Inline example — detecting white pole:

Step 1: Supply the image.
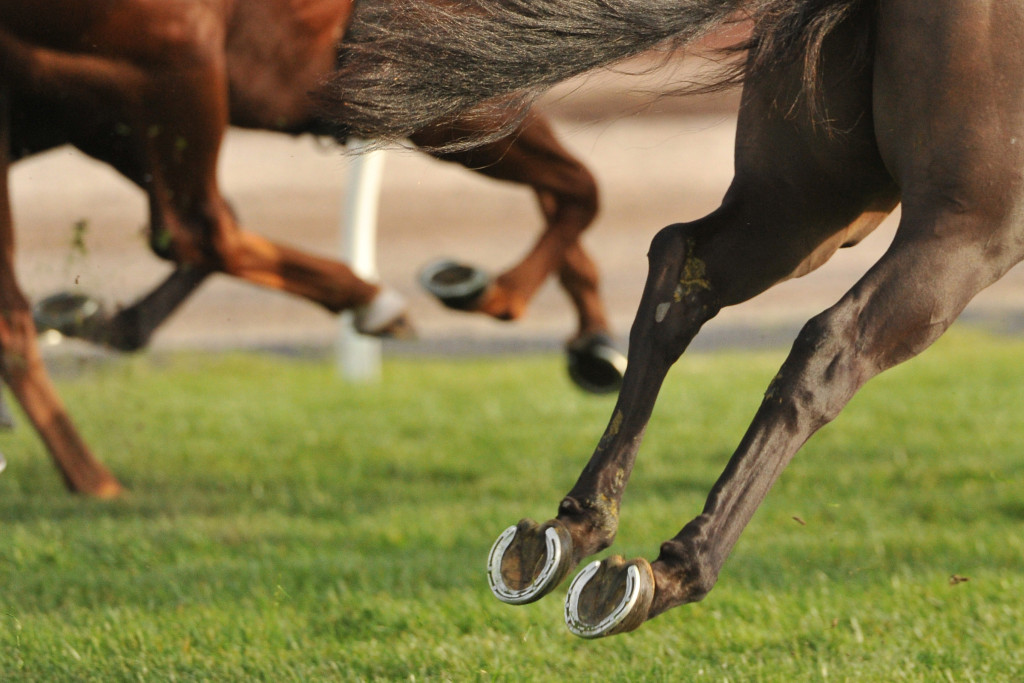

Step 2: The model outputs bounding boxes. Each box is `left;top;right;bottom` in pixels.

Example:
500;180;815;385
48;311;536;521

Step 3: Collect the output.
337;139;386;381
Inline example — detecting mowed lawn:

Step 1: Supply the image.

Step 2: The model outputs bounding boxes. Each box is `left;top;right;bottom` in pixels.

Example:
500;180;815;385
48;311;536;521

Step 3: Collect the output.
1;328;1022;680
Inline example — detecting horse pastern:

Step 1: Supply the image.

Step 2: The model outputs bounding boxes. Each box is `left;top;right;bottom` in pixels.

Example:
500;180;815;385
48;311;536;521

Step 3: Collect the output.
648;543;717;613
556;495;618;559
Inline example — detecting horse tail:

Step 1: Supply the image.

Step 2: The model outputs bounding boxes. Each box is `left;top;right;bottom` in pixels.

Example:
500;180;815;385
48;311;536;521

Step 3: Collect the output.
320;0;870;149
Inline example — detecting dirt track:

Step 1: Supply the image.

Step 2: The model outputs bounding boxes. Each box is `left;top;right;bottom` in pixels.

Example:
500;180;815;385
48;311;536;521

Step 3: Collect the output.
10;65;1024;361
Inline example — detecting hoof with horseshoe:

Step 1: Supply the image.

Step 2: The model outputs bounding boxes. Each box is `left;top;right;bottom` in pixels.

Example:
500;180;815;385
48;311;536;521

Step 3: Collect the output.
566;332;627;395
32;291;108;340
487;518;576;605
419;259;490;311
564;555;655;638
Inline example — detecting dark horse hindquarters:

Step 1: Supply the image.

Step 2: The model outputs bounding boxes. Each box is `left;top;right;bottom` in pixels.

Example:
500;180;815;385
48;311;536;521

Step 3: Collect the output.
334;0;1024;638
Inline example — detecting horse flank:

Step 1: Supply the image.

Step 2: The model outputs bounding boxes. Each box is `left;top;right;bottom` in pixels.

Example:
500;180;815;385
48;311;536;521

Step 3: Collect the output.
320;0;870;149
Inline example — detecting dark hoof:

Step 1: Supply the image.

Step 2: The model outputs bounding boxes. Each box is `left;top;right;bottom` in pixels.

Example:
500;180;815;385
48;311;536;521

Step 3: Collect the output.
488;518;576;605
564;556;655;638
419;259;491;311
33;291;107;339
567;333;627;394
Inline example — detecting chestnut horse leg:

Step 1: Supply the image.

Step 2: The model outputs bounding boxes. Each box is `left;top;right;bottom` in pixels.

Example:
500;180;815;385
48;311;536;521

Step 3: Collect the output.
487;16;901;613
411;112;624;392
0;4;408;490
0;90;122;496
128;23;410;337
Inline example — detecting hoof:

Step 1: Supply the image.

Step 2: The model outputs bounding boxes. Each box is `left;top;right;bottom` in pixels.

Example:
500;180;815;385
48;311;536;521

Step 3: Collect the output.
566;333;627;395
354;288;415;339
33;291;107;339
488;519;575;605
419;259;490;311
89;479;125;500
564;556;655;638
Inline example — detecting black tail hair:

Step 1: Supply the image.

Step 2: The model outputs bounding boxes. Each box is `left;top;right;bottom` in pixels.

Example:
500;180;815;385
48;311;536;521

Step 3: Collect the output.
319;0;869;149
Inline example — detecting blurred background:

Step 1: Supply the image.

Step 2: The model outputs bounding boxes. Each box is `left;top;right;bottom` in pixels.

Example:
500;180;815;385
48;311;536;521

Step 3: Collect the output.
11;58;1024;363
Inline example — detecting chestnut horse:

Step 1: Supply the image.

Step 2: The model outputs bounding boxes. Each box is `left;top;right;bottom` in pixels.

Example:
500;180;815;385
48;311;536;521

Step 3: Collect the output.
0;0;626;496
331;0;1024;636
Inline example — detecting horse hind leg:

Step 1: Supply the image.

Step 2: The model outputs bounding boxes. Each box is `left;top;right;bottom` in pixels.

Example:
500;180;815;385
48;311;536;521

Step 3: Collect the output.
567;1;1024;636
489;14;899;621
487;185;898;612
412;113;625;392
621;194;1021;633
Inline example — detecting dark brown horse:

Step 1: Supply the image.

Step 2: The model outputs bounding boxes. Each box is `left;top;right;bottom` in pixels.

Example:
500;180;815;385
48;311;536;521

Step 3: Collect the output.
0;0;627;496
331;0;1024;636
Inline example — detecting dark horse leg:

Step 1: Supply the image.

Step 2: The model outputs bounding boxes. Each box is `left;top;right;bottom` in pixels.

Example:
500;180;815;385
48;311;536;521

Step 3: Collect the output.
90;265;211;351
34;265;211;352
411;112;625;393
489;16;902;621
497;2;1024;637
0;89;122;496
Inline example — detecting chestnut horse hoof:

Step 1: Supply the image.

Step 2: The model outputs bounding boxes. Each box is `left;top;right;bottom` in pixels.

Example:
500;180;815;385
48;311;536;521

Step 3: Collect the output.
33;291;107;339
564;556;655;638
354;287;415;339
419;259;490;311
487;519;575;605
566;333;627;394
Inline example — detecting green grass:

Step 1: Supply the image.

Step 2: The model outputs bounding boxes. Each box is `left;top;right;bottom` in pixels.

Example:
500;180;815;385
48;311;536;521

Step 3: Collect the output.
1;328;1022;681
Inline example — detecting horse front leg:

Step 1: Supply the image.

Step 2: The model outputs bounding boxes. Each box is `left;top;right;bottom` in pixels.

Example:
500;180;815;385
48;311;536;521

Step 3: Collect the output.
98;265;211;351
0;90;122;497
131;36;411;339
34;265;211;351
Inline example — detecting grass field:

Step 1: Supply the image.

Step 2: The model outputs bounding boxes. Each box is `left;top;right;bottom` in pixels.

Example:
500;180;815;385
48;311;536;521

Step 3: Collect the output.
1;328;1022;681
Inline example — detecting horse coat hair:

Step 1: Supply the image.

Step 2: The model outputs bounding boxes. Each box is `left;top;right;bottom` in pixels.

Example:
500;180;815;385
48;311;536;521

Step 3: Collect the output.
323;0;871;147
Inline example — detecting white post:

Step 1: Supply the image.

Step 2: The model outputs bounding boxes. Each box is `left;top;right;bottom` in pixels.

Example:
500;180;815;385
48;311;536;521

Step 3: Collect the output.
337;139;387;381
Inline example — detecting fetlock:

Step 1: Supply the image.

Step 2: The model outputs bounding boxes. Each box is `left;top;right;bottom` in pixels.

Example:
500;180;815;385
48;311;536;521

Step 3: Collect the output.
557;495;618;560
